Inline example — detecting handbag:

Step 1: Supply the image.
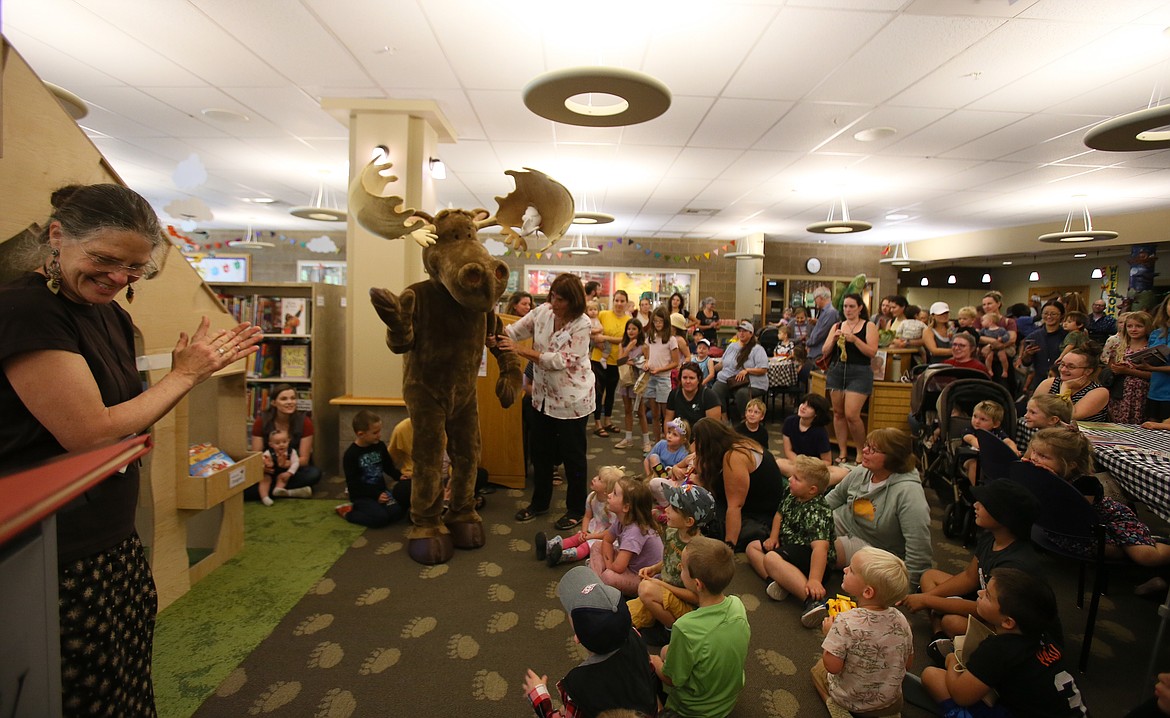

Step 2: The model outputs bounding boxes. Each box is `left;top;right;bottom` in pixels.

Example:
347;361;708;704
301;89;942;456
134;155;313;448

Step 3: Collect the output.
725;372;750;391
632;369;650;396
814;353;832;372
618;362;636;387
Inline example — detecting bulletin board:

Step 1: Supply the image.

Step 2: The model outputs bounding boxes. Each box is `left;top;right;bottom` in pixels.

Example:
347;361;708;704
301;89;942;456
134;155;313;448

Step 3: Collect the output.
185;254;250;283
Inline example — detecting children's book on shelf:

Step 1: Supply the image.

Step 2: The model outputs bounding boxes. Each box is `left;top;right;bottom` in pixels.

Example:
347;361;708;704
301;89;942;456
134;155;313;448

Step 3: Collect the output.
281;344;310;378
256;297;281;333
280;297;309;335
252;342;280;378
189;443;236;477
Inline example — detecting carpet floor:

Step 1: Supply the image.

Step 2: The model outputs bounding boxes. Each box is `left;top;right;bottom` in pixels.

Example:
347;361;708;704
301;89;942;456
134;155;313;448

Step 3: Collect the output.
164;409;1166;718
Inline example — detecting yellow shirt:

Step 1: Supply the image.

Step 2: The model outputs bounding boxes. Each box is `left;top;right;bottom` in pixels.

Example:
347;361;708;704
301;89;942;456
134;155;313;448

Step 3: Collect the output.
593;310;630;364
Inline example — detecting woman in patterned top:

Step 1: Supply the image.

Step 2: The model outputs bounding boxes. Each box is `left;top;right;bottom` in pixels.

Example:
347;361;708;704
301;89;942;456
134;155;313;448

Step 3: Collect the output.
1032;344;1109;423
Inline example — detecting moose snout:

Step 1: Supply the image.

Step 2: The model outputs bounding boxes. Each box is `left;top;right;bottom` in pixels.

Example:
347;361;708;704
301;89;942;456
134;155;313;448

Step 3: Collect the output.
458;264;485;288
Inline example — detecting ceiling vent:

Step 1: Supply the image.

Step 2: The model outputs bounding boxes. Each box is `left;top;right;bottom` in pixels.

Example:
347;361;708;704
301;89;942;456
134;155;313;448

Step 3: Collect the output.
680;207;720;216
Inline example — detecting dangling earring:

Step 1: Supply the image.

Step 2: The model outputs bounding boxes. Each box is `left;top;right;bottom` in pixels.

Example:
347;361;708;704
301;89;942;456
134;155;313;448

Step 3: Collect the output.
46;248;62;295
125;283;136;304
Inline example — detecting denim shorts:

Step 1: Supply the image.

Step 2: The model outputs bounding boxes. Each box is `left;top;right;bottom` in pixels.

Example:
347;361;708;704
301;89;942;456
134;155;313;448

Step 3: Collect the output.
646;373;672;403
825;360;873;395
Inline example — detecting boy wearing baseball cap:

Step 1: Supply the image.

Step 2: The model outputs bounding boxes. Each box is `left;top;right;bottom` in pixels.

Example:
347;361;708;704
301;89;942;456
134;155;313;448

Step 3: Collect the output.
524;566;659;718
628;484;715;641
901;480;1044;656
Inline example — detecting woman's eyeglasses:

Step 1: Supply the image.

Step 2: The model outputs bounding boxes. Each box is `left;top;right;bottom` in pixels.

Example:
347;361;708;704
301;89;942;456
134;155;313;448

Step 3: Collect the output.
80;247;153;278
1056;361;1088;371
861;443;882;454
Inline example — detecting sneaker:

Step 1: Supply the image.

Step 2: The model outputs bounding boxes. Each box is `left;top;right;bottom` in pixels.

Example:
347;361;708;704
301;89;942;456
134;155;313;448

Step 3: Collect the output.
261;496;275;507
642;442;653;454
334;503;352;518
547;542;563;567
765;581;789;602
271;487;290;497
614;438;634;449
800;598;829;628
926;638;955;667
286;486;313;499
535;531;548;561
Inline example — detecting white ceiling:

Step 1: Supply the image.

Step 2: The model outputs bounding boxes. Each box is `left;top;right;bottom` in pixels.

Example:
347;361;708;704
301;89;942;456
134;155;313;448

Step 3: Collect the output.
5;0;1170;251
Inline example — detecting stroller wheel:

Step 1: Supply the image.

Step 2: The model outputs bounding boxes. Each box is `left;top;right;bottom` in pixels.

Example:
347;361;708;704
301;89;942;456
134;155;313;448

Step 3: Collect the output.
942;503;962;539
960;508;978;546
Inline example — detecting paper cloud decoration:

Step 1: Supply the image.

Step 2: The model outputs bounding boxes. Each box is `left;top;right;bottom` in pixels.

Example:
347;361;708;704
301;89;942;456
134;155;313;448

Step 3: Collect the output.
482;237;508;257
306;235;339;254
164;197;214;222
172;153;208;190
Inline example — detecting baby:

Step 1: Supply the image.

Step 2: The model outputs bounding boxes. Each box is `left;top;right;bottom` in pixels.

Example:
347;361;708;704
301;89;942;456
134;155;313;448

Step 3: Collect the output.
979;312;1011;378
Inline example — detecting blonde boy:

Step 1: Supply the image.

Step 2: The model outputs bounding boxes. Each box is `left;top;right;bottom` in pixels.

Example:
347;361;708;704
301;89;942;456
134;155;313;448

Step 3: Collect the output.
960;400;1018;484
745;456;835;619
812;547;913;717
734;397;769;450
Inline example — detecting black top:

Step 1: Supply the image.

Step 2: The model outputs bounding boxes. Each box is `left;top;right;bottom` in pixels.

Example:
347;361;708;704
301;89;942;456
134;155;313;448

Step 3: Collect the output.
782;415;831;459
714;448;786;529
1024;325;1068;393
666;386;720;427
966;632;1088;718
342;441;401;501
734;422;769;451
0;272;143;561
973;531;1044;591
560;629;660;717
839;321;871;365
696;308;720;343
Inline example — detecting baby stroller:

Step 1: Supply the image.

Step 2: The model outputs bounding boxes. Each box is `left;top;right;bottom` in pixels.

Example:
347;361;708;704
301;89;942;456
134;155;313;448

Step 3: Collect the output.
934;377;1017;545
909;364;989;495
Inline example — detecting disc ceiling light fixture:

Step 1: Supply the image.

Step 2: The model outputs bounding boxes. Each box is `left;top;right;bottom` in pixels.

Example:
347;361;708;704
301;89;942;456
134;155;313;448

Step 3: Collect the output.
571;189;615;226
563;231;600;256
228;225;274;249
523;67;671;127
1037;202;1117;244
725;232;765;260
806;197;871;234
290;179;347;222
878;240;921;267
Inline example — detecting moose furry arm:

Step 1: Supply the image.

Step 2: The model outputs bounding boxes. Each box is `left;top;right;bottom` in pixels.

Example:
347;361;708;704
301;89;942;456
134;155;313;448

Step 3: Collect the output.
488;312;522;409
369;287;416;353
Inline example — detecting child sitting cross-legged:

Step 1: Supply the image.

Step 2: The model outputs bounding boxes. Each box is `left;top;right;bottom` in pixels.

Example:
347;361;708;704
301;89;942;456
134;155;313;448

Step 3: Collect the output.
645;418;691;480
650;536;750;718
588;476;665;597
901;480;1042;650
812;546;914;718
919;567;1088;717
734;398;769;451
536;466;620;567
959;400;1019;485
627;484;715;645
335;410;406;527
745;456;836;624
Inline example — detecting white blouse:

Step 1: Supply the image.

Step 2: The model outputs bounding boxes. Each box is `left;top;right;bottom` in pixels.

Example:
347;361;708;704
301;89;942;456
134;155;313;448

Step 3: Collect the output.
506;303;596;420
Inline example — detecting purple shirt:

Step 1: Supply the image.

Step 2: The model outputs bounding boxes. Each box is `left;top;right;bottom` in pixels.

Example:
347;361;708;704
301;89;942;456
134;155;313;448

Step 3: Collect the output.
615;520;664;574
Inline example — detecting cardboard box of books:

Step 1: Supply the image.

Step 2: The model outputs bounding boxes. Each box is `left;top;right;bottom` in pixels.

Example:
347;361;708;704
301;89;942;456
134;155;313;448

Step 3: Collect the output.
178;443;262;510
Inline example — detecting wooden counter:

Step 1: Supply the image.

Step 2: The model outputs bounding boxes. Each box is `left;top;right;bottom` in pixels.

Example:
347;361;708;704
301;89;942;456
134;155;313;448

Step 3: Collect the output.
809;371;911;444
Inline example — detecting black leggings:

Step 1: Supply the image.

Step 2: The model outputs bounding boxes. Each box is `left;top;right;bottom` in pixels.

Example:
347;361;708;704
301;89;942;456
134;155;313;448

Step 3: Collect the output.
593;361;619;421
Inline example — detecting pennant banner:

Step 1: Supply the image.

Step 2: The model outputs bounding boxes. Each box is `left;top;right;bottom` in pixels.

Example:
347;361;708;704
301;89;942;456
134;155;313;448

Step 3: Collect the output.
504;238;738;263
168;225;342;254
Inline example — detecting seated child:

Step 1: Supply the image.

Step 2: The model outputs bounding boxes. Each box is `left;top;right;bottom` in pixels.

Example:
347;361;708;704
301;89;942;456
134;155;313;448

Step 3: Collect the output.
733;398;769;450
336;410;406;527
388;416;489;510
628;484;715;639
745;456;836;621
260;428;300;506
920;567;1088;718
524;566;660;718
536;466;620;567
979;312;1012;378
1019;393;1073;453
960;400;1019;485
1027;426;1170;566
902;480;1042;644
694;338;713;385
774;324;795;359
649;536;750;718
811;547;914;717
646;418;692;480
782;393;833;465
1057;311;1090;363
589;476;665;597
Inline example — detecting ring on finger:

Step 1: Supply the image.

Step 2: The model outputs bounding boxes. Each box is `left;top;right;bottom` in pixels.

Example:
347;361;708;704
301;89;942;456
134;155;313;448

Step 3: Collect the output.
217;347;227;356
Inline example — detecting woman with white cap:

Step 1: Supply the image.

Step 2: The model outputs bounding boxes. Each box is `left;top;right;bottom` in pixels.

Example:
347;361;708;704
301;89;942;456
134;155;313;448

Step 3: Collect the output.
922;302;955;360
710;320;769;422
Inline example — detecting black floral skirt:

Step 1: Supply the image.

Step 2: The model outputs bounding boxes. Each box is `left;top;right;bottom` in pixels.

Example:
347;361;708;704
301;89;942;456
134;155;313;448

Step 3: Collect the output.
58;532;158;717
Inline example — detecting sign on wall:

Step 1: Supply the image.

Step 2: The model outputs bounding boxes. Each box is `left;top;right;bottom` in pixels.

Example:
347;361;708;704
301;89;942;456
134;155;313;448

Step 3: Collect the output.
185;254;250;283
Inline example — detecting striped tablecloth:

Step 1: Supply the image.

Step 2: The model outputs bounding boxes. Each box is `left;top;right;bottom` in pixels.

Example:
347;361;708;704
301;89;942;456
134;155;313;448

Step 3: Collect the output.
1078;422;1170;523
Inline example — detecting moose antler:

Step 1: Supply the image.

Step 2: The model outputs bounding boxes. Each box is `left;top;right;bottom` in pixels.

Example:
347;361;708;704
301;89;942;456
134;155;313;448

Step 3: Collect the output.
348;157;438;247
478;168;574;253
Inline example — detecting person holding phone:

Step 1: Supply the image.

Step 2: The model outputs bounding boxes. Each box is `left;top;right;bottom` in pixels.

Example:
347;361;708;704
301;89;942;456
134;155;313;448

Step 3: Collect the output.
1018;301;1067;395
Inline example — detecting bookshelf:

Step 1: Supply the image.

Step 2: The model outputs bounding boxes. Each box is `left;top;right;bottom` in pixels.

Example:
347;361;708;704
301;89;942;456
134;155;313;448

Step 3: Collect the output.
210;282;346;475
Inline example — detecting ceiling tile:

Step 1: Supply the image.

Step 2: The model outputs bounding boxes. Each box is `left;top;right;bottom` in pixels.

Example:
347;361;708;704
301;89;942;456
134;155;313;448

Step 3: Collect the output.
690;98;792;149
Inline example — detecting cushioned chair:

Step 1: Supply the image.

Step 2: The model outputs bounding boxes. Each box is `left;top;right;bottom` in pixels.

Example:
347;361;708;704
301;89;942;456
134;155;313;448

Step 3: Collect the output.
1006;460;1123;672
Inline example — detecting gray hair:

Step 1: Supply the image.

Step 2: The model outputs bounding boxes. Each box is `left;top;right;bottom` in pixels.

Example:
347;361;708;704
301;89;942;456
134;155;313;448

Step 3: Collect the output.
812;286;832;301
701;296;716;309
33;184;167;277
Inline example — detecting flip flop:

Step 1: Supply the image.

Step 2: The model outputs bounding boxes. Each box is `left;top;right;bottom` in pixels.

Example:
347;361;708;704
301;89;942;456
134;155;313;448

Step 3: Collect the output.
603;423;619;434
593;427;610;438
554;514;582;531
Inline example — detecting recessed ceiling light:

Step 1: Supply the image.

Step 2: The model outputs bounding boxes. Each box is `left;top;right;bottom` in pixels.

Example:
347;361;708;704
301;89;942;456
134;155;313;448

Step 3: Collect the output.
853;126;897;142
201;108;250;122
1074;253;1087;258
885;213;909;221
1002;261;1013;265
242;197;276;204
900;267;910;272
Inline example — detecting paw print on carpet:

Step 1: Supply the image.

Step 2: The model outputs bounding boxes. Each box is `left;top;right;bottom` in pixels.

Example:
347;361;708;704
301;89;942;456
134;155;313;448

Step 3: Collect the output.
350;536;368;549
490;523;513;536
315;688;356;718
374;541;403;555
307;641;344;669
739;593;761;611
293;614;334;636
215;667;247;697
534;608;565;630
760;688;801;717
419;564;449;579
359;648;400;675
564;634;588;661
487;611;519;633
545;580;560;599
447;633;480;659
310;578;336;595
508;538;531;552
487;584;515;602
355;587;390;606
401;616;438;638
755;649;797;676
248;681;301;714
471;669;508;701
477;561;503;578
506;489;526;498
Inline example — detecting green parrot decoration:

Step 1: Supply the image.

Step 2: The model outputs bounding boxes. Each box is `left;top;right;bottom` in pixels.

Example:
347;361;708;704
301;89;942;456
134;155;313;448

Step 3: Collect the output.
832;273;868;313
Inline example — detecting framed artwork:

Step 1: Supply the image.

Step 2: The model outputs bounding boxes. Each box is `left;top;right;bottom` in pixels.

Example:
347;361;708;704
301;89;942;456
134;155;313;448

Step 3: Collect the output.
185;254;250;283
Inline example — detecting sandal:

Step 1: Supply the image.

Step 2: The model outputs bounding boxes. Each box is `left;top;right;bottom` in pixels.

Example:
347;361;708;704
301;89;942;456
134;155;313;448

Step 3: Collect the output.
593;426;610;438
603;423;619;434
554;514;583;531
833;455;850;466
515;507;548;523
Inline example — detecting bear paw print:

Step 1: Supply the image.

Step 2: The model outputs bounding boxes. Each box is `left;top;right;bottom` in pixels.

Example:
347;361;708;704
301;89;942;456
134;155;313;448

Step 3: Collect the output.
359;648;400;675
534;608;565;631
401;616;438;638
375;541;403;555
248;681;301;715
350;535;368;549
307;641;344;669
755;649;796;676
508;538;531;553
315;688;356;718
215;667;247;697
476;562;502;578
506;489;526;498
739;593;761;612
545;580;560;599
564;635;588;661
486;611;519;634
293;614;334;636
486;584;515;602
760;688;801;718
355;587;390;606
471;669;508;701
310;578;336;595
489;523;512;536
419;564;449;580
446;633;480;659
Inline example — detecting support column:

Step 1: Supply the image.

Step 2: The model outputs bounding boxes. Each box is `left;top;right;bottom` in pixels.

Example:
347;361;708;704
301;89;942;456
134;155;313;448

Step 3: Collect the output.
321;99;456;401
735;232;764;325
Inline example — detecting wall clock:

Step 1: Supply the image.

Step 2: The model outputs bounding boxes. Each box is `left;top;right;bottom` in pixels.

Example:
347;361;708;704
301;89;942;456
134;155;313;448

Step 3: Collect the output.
806;257;822;274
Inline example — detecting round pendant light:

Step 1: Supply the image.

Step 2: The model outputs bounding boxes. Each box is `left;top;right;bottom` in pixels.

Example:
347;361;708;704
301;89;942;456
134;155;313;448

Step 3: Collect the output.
524;67;671;128
806;197;871;234
572;212;615;225
1083;105;1170;152
1038;203;1117;244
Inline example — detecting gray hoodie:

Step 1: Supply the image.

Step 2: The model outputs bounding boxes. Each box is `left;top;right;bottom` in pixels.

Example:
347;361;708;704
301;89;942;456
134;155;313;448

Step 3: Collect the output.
825;466;933;583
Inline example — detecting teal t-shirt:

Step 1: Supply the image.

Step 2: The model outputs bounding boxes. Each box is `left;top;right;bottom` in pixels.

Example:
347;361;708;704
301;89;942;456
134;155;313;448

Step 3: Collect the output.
663;595;750;718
